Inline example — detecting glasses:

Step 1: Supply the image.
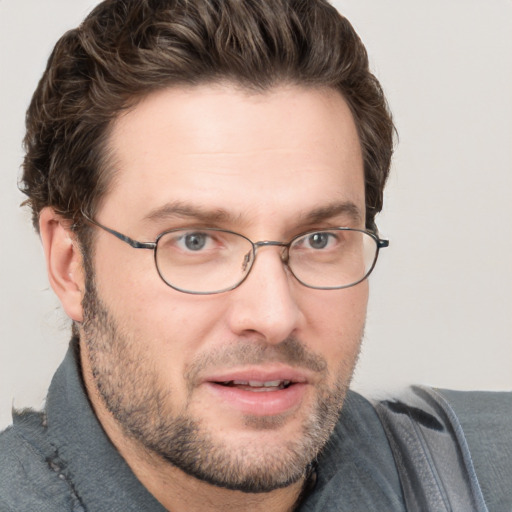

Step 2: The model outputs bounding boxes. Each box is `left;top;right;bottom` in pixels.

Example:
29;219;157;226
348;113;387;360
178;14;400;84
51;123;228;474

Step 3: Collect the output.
84;217;389;295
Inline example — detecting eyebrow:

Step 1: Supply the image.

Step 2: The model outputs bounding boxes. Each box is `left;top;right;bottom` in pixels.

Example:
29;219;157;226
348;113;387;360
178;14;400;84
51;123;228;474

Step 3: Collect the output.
299;201;363;225
144;201;240;225
143;200;363;227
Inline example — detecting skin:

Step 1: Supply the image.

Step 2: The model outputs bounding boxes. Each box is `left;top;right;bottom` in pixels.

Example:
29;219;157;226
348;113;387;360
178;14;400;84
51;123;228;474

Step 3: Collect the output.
40;83;368;512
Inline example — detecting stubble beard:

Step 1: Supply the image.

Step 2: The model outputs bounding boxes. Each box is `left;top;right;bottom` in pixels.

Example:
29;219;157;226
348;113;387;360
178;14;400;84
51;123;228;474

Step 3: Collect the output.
80;274;360;493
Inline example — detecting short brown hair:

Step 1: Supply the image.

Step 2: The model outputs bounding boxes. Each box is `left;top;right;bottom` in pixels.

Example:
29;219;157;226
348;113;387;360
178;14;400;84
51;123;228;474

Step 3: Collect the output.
21;0;394;233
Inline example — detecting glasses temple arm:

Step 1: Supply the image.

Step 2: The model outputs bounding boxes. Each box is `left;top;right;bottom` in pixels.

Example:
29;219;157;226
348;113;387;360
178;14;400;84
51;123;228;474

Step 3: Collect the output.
83;216;156;250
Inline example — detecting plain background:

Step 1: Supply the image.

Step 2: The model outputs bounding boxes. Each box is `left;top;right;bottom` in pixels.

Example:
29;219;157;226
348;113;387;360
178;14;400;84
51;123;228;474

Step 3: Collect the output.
1;0;511;430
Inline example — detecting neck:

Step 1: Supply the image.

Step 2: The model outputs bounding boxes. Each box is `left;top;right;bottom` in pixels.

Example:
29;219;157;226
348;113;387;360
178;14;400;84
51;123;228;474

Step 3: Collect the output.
118;440;306;512
97;408;305;512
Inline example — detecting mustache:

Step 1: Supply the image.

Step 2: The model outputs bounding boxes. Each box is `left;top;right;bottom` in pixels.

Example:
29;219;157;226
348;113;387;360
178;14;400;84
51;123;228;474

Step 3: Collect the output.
184;336;328;385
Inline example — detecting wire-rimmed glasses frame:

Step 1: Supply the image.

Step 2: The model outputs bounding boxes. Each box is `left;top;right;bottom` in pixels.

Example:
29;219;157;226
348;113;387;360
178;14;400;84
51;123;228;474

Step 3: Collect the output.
83;216;389;295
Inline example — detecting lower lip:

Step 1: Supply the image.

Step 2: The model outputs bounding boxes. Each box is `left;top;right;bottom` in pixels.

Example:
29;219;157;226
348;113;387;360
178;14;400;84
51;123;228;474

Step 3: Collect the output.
204;382;308;416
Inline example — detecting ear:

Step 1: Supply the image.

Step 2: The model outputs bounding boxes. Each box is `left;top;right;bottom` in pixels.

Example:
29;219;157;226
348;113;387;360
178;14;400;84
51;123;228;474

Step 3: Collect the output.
39;207;85;322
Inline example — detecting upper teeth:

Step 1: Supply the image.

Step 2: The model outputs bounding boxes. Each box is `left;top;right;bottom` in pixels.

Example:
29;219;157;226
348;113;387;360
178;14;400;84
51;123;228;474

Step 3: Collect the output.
229;380;291;387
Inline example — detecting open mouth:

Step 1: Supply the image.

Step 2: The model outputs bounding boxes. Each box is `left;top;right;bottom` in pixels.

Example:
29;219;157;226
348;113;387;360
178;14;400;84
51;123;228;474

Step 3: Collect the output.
205;376;308;415
217;380;293;392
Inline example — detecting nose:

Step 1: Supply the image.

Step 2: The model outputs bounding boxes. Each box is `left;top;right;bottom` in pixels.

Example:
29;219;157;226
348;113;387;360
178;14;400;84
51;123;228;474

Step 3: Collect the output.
225;245;302;344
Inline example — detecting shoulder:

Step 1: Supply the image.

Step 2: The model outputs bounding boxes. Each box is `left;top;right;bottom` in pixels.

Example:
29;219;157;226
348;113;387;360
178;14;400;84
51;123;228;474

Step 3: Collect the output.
436;388;512;511
0;409;83;511
375;386;512;512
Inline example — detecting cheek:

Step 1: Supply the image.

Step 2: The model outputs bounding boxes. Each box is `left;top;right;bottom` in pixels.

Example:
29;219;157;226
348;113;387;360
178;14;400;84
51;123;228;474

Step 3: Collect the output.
92;237;154;303
302;282;368;360
104;282;229;365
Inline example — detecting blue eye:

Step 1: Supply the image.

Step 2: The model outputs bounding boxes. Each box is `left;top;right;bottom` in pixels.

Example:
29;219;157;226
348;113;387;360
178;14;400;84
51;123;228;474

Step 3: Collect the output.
182;232;208;251
306;232;332;249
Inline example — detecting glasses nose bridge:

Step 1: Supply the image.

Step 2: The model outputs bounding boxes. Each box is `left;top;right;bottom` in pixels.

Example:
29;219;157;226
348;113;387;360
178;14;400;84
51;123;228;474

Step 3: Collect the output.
252;239;290;264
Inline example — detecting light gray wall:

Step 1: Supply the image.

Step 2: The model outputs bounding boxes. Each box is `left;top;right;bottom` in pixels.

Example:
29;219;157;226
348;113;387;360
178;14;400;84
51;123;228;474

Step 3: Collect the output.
1;0;511;429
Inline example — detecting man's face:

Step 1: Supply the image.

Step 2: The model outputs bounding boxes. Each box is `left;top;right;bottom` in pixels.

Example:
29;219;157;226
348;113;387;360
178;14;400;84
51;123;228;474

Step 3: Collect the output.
80;84;367;492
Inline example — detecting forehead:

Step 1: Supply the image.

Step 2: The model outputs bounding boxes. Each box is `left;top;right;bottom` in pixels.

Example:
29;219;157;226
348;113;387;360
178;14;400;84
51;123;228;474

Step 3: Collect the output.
102;83;364;231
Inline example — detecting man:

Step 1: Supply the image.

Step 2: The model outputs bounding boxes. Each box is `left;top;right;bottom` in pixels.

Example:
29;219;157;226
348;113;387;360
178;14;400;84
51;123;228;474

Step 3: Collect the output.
0;1;510;511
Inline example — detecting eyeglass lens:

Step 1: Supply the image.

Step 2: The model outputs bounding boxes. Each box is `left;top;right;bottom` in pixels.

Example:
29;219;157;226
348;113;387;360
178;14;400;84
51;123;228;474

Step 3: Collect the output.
154;228;379;294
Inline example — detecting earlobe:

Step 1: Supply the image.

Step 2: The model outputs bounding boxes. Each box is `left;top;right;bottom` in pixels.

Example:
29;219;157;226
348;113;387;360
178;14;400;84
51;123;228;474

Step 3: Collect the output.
39;207;85;322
